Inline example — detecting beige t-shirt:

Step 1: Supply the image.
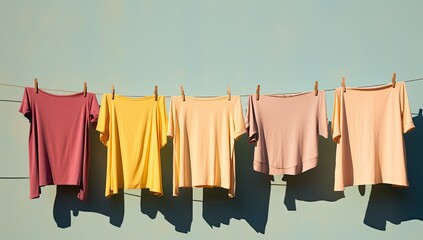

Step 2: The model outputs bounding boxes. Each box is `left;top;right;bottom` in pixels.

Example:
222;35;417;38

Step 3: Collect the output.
332;82;415;191
245;91;328;175
167;95;246;197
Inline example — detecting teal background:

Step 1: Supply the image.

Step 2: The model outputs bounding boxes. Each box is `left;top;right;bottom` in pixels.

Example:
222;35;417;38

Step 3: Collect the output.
1;0;423;239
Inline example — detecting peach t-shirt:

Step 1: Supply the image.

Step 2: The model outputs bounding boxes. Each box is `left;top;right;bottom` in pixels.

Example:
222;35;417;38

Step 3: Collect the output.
245;90;328;175
167;96;246;198
332;82;415;191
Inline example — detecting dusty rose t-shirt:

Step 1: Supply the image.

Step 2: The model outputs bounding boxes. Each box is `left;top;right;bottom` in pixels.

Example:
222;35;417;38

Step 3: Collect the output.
19;87;99;200
246;90;328;175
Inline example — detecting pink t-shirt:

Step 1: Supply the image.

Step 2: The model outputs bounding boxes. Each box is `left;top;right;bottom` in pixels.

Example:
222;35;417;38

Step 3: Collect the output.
246;91;328;175
332;82;415;191
19;87;99;200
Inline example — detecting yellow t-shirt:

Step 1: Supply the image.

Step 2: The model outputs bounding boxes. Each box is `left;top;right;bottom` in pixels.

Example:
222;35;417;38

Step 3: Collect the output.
96;94;167;197
167;95;246;198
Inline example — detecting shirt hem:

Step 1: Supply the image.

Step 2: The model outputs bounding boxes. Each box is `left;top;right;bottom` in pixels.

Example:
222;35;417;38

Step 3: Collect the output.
253;155;319;175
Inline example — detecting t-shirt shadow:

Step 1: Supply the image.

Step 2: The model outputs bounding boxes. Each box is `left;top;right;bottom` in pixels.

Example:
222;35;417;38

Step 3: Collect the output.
53;127;124;228
364;110;423;230
202;135;272;234
282;122;345;210
140;139;193;234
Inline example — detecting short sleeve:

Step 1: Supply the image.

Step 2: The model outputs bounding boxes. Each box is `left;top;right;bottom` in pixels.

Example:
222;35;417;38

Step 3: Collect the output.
245;95;258;143
89;94;100;126
332;89;341;143
318;91;329;138
19;87;32;121
233;96;246;140
158;96;168;148
167;97;175;138
96;94;110;146
400;83;415;133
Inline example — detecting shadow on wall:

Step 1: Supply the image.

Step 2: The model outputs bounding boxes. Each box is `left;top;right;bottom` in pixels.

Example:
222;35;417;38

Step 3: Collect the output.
282;122;345;210
364;110;423;230
202;135;272;234
140;135;272;234
140;140;193;233
53;127;124;228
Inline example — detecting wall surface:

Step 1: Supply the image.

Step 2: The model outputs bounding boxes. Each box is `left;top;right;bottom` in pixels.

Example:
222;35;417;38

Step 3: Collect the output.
1;1;423;239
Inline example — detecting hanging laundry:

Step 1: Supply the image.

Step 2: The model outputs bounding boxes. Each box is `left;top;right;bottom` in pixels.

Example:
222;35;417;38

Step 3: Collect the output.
167;95;246;198
245;91;328;175
19;87;99;200
332;82;415;191
96;94;167;197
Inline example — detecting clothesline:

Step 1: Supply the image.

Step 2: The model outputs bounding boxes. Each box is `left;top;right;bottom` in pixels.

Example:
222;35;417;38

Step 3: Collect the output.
1;77;423;103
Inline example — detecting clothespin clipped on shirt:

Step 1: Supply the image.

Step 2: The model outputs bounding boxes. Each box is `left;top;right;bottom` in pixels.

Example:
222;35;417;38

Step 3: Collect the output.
314;81;318;96
83;82;87;97
227;86;231;101
256;85;260;100
392;72;396;88
154;85;158;101
34;78;38;93
111;84;115;100
180;85;185;101
342;77;346;92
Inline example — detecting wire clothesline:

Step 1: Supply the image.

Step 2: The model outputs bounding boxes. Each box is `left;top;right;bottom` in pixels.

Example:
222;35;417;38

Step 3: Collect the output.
1;77;423;103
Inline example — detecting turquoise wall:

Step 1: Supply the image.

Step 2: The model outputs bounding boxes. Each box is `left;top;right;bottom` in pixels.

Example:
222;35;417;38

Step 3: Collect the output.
1;1;423;239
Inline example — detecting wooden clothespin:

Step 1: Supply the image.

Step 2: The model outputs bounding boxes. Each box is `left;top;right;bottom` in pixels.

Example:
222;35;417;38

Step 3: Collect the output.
34;78;38;93
256;85;260;100
392;72;396;88
180;85;185;101
111;84;115;100
83;82;87;97
227;86;231;101
154;85;158;101
342;77;346;92
314;81;319;96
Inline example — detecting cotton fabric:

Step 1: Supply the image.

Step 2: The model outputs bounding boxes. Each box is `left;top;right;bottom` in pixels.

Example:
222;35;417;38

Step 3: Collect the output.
246;91;328;175
332;82;415;191
19;87;99;200
167;96;246;197
96;94;167;197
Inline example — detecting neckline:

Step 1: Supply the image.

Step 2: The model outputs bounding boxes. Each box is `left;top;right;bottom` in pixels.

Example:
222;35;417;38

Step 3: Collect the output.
113;94;155;101
182;96;233;101
36;88;84;97
341;82;400;91
263;90;316;99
